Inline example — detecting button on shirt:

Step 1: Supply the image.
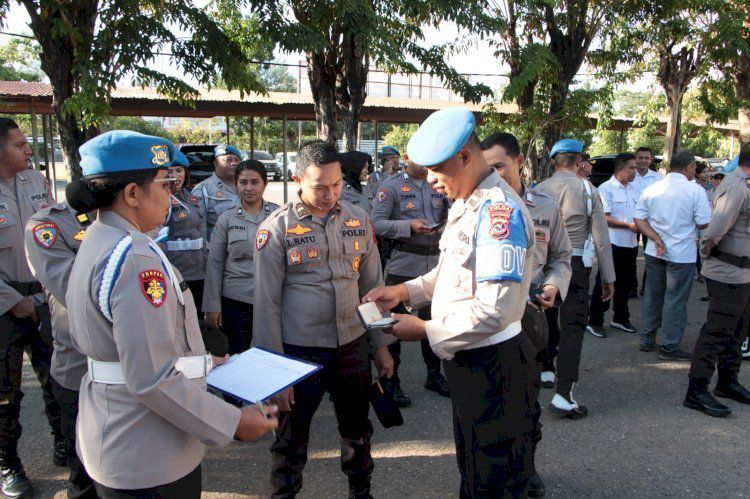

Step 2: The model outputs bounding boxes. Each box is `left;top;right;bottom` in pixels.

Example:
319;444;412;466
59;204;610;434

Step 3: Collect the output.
634;172;711;263
598;176;638;248
632;168;663;197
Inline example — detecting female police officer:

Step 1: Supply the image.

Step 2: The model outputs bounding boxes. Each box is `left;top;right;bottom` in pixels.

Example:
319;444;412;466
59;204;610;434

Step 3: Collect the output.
64;131;277;497
203;160;278;354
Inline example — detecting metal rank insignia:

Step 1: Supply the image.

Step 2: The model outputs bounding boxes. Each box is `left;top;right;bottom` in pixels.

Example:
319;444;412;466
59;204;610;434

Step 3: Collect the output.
73;229;86;241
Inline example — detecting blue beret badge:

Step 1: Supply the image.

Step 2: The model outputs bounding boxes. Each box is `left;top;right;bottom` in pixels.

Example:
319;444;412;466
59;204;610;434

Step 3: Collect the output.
151;144;171;166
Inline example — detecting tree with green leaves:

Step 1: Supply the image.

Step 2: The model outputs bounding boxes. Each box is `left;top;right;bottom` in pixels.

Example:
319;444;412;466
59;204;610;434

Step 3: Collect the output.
0;36;43;82
0;1;267;179
221;0;491;150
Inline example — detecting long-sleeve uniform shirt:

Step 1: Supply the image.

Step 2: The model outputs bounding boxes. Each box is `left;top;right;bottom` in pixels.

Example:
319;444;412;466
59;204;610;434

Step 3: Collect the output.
0;169;51;319
164;188;207;281
536;171;616;283
522;186;572;299
700;168;750;284
24;203;92;390
371;172;447;278
203;200;278;312
191;173;238;241
403;171;536;360
252;200;393;352
66;210;240;489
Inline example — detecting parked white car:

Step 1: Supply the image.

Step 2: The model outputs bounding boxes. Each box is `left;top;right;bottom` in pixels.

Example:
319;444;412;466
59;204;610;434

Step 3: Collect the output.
275;152;297;180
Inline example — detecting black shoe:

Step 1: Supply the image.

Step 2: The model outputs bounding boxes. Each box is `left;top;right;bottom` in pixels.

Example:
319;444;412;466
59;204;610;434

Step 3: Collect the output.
638;344;655;352
527;473;546;497
629;288;638;299
424;371;450;398
684;390;731;418
53;435;67;467
657;347;692;361
586;325;606;338
388;376;411;408
610;321;637;333
638;287;645;297
1;461;32;499
700;295;710;302
348;477;373;499
714;381;750;405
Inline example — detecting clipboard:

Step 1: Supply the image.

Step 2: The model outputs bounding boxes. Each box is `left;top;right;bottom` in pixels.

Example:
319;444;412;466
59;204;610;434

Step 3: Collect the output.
206;347;322;404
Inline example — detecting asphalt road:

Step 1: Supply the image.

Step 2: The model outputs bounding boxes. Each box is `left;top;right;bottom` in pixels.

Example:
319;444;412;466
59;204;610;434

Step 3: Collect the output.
16;252;750;498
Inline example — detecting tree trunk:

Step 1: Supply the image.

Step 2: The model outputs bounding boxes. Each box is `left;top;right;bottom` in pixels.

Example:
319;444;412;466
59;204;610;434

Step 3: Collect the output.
736;52;750;146
337;32;368;152
307;52;338;145
663;87;683;164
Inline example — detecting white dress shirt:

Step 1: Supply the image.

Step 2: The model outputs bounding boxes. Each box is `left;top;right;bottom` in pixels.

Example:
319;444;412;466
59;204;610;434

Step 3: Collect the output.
598;175;638;248
634;173;712;263
632;168;663;197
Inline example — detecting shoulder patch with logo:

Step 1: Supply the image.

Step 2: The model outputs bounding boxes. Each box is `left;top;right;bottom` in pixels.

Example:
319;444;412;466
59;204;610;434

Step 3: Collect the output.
475;198;528;283
287;223;312;236
32;222;58;249
139;270;168;307
343;218;361;228
256;229;269;250
377;189;389;203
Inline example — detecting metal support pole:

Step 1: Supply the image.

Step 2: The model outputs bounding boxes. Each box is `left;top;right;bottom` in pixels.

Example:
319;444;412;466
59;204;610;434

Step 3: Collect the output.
283;113;288;204
48;114;57;200
374;120;379;166
730;133;735;157
41;112;50;179
225;116;231;144
298;120;302;148
250;117;255;156
30;106;40;170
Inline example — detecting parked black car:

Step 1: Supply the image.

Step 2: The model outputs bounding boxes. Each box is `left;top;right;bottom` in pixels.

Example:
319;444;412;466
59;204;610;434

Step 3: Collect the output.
246;150;282;181
589;154;665;187
179;144;218;188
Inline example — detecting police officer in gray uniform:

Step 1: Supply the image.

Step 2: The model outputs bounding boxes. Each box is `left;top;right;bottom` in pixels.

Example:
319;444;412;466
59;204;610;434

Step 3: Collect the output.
364;146;401;207
0;117;62;498
366;107;537;497
339;151;373;211
64;131;277;498
536;139;615;419
481;131;572;497
191;144;241;241
24;202;96;498
253;139;394;498
203;160;279;355
685;145;750;418
164;149;208;313
371;160;450;404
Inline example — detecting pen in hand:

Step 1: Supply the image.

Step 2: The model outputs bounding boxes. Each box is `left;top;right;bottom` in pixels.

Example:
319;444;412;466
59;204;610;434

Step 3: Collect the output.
256;400;276;437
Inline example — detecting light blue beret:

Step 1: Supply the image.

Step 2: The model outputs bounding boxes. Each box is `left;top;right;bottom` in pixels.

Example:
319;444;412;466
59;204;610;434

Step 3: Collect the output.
725;155;738;173
214;144;241;159
407;107;476;168
380;146;400;156
710;166;726;177
549;139;583;159
79;130;175;176
171;149;189;168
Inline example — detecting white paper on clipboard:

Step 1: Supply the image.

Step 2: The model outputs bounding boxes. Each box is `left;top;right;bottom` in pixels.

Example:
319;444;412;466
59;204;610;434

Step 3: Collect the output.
206;347;321;403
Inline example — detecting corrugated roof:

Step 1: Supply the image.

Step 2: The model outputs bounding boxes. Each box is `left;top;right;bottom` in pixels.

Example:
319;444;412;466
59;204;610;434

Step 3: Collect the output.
0;81;52;97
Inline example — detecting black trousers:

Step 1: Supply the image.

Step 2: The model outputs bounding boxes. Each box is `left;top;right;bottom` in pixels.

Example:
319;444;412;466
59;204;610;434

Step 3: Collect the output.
50;378;96;499
220;296;253;355
93;465;201;499
443;334;535;498
589;245;638;326
689;279;750;382
385;274;442;374
270;336;374;498
556;257;590;395
540;308;560;373
186;279;204;317
0;305;60;457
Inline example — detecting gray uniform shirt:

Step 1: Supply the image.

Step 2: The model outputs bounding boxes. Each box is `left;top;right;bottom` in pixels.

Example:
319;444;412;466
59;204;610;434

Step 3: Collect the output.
0;168;50;314
523;186;573;299
404;171;536;360
253;200;393;352
364;171;399;208
370;172;446;278
66;210;240;489
340;183;371;212
191;173;238;241
536;171;616;283
24;203;92;390
164;189;207;281
700;168;750;284
203;200;279;311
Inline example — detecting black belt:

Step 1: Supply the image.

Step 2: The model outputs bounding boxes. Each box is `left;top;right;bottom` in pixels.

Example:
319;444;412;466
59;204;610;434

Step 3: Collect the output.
6;281;43;295
710;248;750;269
390;240;440;256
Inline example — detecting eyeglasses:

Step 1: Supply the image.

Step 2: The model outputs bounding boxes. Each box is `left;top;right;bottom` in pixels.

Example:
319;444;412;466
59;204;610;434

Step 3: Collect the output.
152;177;178;185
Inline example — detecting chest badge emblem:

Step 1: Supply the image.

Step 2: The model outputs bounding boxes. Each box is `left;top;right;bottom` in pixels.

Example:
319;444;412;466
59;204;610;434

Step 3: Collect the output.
287;224;313;236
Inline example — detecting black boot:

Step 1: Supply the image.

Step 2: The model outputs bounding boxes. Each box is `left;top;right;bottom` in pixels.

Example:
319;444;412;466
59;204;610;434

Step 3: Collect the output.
527;431;545;497
53;433;67;467
348;476;373;499
684;378;731;418
424;370;450;398
386;375;411;408
0;452;32;499
714;370;750;405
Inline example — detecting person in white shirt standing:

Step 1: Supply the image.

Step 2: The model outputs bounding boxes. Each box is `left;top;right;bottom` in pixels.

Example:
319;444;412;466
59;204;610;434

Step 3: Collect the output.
632;147;663;296
587;153;640;338
634;151;711;360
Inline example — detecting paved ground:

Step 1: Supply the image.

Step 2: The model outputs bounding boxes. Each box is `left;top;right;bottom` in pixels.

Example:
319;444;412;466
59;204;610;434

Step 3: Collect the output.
16;248;750;498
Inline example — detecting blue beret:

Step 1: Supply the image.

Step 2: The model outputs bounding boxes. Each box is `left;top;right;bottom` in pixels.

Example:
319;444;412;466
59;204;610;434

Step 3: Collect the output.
725;155;739;173
710;166;726;177
549;139;583;159
171;149;189;168
407;107;475;168
79;130;175;177
214;144;241;159
380;146;400;156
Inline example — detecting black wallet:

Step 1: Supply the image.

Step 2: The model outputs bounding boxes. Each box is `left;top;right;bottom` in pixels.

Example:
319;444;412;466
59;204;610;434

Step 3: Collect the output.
369;377;404;429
